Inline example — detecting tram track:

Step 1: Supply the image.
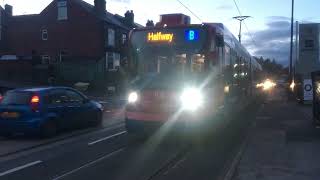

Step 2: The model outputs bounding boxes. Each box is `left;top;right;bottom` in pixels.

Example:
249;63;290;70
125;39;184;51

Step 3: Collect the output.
146;143;190;180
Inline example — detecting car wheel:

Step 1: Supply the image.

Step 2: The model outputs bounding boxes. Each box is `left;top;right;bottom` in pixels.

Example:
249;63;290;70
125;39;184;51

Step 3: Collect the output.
41;121;57;138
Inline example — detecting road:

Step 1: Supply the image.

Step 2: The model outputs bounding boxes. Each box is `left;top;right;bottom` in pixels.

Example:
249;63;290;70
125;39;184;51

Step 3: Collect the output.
0;98;261;180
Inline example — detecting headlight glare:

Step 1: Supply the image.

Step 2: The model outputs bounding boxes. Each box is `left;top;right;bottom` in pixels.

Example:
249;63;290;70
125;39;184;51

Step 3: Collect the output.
128;92;138;103
180;88;203;111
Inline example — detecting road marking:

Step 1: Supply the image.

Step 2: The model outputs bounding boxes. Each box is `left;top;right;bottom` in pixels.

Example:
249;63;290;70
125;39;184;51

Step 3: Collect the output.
87;131;127;146
52;148;124;180
98;101;108;104
256;116;271;120
0;160;42;177
0;123;125;160
163;157;187;175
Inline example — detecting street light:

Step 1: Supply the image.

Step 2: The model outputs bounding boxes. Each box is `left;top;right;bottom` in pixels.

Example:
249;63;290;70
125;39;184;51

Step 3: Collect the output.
233;16;251;44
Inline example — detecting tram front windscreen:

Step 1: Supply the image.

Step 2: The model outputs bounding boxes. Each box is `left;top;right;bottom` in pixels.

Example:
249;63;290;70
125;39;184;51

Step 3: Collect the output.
130;27;209;88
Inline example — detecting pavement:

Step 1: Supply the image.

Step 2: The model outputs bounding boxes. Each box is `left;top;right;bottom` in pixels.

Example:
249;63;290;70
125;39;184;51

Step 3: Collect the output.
233;88;320;180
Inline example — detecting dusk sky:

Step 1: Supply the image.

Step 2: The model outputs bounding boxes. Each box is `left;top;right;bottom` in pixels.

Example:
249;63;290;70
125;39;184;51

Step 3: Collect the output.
2;0;320;66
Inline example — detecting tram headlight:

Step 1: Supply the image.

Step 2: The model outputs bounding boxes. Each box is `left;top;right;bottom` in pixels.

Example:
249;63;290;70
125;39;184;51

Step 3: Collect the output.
180;88;203;111
128;92;138;103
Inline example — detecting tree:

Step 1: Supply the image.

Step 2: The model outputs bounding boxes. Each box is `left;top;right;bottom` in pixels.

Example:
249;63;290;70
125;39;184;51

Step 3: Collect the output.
254;56;284;79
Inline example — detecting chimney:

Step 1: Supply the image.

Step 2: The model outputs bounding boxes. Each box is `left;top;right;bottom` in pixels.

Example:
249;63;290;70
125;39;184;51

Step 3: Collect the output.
94;0;106;16
124;10;134;26
4;4;12;16
146;20;154;27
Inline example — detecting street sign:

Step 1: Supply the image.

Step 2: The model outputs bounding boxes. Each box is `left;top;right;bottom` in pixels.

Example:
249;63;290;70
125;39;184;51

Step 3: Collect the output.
303;79;313;101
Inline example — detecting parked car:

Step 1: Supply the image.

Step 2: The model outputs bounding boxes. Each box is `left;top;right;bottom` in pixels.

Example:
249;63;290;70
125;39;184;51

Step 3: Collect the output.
0;87;103;137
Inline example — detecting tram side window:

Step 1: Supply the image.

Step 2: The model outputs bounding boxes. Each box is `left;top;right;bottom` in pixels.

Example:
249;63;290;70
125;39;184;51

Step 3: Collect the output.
224;47;233;83
210;39;216;52
216;35;224;47
234;56;241;78
224;46;231;66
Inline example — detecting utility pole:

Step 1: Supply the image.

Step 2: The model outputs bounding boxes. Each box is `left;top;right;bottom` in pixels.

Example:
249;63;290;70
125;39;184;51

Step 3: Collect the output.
295;21;299;79
289;0;294;81
233;16;251;44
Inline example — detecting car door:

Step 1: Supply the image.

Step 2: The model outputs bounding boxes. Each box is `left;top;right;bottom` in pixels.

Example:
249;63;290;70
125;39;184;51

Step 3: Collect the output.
64;90;91;126
45;90;75;129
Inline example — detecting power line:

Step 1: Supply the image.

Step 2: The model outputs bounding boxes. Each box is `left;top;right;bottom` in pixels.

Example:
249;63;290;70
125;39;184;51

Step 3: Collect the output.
232;0;257;47
233;0;242;16
176;0;203;23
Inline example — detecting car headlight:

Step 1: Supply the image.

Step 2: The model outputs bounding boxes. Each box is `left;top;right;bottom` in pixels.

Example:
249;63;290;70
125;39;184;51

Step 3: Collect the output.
128;92;138;103
180;88;203;111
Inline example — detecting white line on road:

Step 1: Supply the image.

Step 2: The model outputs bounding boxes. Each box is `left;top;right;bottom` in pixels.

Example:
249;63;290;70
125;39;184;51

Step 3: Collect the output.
0;160;42;177
87;131;127;146
52;148;124;180
163;157;187;175
256;116;271;120
98;101;108;104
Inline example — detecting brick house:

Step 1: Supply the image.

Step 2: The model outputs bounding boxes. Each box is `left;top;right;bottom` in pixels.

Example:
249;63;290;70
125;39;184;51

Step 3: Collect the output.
0;0;141;91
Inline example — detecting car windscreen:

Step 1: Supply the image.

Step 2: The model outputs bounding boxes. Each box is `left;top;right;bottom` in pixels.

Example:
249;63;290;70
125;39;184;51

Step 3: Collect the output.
0;91;32;105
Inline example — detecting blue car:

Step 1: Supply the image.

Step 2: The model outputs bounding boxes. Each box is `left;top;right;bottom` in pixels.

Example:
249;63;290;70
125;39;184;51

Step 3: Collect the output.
0;87;103;137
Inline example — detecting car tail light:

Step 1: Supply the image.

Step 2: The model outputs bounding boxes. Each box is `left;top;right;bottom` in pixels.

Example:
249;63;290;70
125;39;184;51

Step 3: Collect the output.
0;95;2;102
31;95;40;103
30;95;40;112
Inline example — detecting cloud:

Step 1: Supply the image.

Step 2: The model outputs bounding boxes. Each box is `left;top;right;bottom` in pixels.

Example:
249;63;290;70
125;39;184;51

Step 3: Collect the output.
243;16;294;66
109;0;130;3
216;4;233;11
266;16;291;21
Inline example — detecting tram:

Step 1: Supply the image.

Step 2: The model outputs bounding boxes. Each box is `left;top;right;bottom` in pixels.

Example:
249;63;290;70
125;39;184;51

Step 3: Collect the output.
125;14;262;134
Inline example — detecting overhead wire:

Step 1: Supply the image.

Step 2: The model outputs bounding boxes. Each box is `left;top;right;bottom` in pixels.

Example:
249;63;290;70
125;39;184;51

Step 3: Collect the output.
176;0;203;23
176;0;256;48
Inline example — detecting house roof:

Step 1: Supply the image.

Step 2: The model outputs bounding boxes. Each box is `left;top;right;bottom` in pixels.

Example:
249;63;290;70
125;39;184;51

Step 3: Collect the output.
74;0;131;30
3;0;142;30
114;14;143;28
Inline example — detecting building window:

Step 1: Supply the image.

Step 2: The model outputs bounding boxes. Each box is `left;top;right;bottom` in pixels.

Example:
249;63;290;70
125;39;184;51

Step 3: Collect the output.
42;29;48;40
122;34;127;45
57;1;68;20
41;55;50;65
108;28;115;47
106;52;120;71
58;50;68;63
305;40;314;48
